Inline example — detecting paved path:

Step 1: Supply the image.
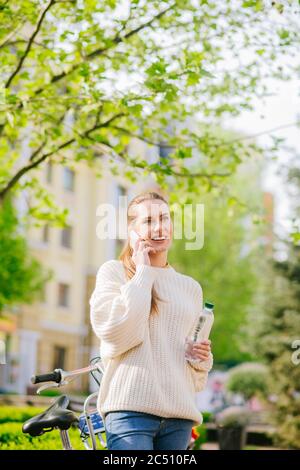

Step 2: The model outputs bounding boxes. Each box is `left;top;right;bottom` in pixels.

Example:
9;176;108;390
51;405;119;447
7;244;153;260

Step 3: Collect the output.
201;443;282;450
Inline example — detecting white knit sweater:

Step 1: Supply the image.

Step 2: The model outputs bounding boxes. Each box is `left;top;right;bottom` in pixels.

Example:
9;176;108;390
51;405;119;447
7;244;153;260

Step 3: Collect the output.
89;260;213;427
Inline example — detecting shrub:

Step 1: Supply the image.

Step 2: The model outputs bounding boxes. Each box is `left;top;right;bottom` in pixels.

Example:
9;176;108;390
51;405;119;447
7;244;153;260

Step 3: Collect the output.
189;412;212;450
38;390;62;397
0;422;86;450
225;362;270;400
215;406;250;428
0;406;107;450
191;423;207;450
202;411;212;423
0;406;45;424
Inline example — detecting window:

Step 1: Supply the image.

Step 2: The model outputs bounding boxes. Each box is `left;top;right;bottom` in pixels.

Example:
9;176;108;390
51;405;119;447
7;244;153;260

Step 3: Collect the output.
117;184;127;197
61;226;72;249
158;123;174;163
63;168;75;191
58;283;70;307
42;224;49;243
158;142;173;160
53;346;66;370
46;161;53;184
116;185;127;251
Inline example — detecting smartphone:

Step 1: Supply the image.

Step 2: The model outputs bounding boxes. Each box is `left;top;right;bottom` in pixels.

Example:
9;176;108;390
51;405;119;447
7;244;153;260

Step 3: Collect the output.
129;230;140;250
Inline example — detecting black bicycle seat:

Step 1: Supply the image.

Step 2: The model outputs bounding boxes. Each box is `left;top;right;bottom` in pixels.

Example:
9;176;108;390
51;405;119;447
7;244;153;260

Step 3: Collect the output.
22;395;79;437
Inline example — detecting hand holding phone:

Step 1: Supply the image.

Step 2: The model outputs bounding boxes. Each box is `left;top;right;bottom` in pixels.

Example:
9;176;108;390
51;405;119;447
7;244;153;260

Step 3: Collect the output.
129;230;154;266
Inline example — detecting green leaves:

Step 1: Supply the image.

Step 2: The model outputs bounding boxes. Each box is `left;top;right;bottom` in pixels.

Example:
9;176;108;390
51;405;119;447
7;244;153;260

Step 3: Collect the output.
174;147;192;160
17;177;69;228
242;0;264;11
0;0;298;228
291;231;300;245
146;59;168;77
145;59;172;94
0;197;51;312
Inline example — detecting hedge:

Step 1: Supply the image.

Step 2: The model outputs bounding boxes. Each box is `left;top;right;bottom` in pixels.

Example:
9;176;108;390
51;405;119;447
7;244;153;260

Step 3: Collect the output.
0;406;106;450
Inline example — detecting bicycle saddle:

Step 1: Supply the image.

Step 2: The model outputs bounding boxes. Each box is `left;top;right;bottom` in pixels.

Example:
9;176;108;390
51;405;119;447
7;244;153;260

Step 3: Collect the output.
22;395;79;437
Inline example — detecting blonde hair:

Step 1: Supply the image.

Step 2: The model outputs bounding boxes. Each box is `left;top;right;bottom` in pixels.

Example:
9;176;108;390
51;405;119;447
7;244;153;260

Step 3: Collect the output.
119;190;170;316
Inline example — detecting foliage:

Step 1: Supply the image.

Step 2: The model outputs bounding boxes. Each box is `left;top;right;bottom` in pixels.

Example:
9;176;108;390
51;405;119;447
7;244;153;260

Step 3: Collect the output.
226;362;270;400
0;405;45;424
191;423;207;450
0;1;299;226
0;406;106;450
215;406;250;428
0;421;87;450
0;196;52;313
191;411;212;449
38;389;62;397
244;164;300;449
169;158;267;363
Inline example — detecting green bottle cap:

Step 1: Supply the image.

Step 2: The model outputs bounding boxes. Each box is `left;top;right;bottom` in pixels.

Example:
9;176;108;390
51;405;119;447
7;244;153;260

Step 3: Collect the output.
204;301;214;309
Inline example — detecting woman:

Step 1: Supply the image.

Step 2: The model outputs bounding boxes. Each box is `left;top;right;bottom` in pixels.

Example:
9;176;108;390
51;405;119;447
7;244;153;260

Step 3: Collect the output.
89;191;213;450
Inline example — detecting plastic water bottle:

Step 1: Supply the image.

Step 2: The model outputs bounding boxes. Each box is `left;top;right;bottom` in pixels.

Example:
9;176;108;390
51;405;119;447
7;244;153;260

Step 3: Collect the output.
185;301;214;363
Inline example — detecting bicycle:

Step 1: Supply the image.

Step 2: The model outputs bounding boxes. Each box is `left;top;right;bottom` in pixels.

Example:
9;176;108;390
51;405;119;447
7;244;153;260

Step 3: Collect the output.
22;357;198;450
22;357;107;450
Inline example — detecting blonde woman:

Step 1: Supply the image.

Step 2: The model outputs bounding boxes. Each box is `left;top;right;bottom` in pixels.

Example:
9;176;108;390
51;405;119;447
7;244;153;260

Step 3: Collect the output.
89;191;213;450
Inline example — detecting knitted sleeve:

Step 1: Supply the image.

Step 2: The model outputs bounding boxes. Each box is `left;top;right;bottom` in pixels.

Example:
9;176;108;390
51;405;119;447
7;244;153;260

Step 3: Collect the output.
187;354;214;393
89;261;156;360
187;352;214;372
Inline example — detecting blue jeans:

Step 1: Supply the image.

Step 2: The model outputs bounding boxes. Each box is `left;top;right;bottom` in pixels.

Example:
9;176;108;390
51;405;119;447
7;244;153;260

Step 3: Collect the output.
104;410;194;450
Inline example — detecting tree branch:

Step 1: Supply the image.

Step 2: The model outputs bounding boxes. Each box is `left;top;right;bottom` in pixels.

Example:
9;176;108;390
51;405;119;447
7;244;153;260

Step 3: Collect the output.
0;21;26;50
90;2;176;59
0;39;55;52
0;111;125;201
0;2;176;141
29;138;48;162
5;0;56;88
109;125;174;148
30;3;177;94
169;169;232;179
87;129;232;181
0;138;74;202
216;121;300;148
118;155;231;180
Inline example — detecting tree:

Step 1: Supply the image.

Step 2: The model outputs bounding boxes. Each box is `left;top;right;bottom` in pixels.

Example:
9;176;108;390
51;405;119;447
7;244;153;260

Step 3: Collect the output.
0;196;51;316
168;153;268;364
0;0;299;224
245;164;300;449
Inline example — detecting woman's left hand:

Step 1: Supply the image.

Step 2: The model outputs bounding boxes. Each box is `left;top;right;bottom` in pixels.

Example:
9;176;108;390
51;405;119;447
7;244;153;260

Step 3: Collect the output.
192;339;211;361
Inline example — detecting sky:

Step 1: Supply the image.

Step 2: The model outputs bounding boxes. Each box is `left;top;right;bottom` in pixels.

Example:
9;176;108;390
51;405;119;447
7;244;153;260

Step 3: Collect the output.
226;75;300;239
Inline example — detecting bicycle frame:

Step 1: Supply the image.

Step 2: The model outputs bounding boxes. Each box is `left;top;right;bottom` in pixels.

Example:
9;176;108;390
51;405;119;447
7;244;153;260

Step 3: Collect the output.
81;391;107;450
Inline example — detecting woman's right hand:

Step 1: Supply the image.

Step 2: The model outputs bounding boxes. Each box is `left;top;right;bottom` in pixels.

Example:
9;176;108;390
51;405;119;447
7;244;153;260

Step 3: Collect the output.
131;237;155;267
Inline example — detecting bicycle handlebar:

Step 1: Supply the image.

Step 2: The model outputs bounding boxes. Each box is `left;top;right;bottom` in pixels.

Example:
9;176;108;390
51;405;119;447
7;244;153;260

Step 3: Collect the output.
31;369;62;384
30;360;104;387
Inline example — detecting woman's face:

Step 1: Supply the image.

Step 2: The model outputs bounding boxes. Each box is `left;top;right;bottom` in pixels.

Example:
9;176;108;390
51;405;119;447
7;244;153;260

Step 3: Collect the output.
130;199;173;252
